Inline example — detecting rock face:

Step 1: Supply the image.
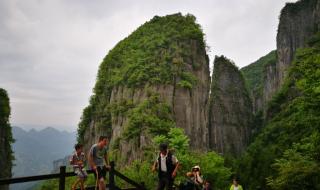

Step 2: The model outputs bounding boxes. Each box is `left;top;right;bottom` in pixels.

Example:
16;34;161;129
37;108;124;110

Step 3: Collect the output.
209;56;253;156
78;13;210;164
0;88;13;190
241;51;277;114
263;0;320;105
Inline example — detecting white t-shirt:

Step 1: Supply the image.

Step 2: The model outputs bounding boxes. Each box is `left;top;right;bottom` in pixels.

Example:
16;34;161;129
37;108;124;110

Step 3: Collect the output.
234;186;239;190
157;153;178;172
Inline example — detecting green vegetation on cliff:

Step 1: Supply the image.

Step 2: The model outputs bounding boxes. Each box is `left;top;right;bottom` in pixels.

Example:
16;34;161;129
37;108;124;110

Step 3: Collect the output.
108;90;178;165
0;88;14;179
241;50;277;96
77;13;206;143
94;13;204;90
122;92;175;140
237;33;320;190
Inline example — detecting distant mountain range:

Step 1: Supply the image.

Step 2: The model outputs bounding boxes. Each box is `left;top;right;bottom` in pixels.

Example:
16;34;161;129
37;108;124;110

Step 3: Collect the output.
10;126;76;190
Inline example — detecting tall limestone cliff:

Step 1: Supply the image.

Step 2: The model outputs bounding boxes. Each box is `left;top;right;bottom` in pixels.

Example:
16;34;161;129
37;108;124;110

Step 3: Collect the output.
238;32;320;190
263;0;320;105
78;13;210;164
209;56;253;156
236;1;320;188
0;88;13;190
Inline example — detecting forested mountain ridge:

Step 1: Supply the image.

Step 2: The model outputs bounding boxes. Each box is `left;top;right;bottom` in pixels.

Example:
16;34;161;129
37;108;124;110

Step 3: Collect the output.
242;0;320;116
236;0;320;189
12;126;76;176
241;50;277;113
10;126;76;190
238;32;320;190
263;0;320;107
0;88;14;190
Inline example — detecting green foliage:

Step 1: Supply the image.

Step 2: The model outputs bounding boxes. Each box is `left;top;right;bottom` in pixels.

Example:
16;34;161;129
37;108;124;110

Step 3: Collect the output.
120;127;231;189
237;33;320;190
77;13;205;143
177;72;198;89
0;88;10;123
267;133;320;190
123;92;175;140
0;88;14;178
153;127;190;154
109;99;134;117
77;103;93;143
35;173;99;190
176;151;232;189
241;50;277;96
119;160;158;189
95;12;204;91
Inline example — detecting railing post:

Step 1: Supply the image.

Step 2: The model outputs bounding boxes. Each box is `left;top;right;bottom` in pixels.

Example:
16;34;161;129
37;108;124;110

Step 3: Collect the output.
141;182;146;190
59;166;66;190
109;161;115;190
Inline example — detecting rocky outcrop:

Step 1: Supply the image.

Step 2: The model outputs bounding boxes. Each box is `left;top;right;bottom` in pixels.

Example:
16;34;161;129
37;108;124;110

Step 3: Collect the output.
209;56;253;156
263;0;320;105
110;74;210;164
79;13;210;165
0;88;13;190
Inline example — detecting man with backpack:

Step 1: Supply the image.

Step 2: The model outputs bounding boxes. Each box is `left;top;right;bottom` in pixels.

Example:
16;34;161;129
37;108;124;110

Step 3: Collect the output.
152;143;180;190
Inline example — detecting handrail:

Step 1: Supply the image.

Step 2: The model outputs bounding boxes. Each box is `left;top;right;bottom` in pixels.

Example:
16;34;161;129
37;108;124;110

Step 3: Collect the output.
0;161;146;190
0;173;60;184
114;170;145;189
0;170;96;185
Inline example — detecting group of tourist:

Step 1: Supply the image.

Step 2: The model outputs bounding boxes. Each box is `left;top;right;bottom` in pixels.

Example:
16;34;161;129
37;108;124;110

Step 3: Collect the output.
69;136;109;190
152;143;242;190
69;136;243;190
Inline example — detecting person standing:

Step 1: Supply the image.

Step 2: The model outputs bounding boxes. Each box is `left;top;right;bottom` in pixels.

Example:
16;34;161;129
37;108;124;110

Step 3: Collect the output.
152;143;180;190
88;136;110;190
230;178;243;190
70;143;87;190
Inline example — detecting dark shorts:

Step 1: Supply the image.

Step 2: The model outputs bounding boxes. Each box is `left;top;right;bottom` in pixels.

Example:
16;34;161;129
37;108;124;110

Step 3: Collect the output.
94;166;107;180
157;172;174;190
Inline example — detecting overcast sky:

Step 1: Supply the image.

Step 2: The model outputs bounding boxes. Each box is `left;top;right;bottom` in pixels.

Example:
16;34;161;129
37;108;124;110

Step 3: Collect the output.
0;0;296;131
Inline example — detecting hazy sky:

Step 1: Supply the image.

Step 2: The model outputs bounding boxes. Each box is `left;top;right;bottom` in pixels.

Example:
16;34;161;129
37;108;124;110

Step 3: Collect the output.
0;0;296;131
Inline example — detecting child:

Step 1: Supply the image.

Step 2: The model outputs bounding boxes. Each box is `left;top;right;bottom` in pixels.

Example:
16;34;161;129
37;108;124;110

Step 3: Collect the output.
230;178;243;190
70;143;88;190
